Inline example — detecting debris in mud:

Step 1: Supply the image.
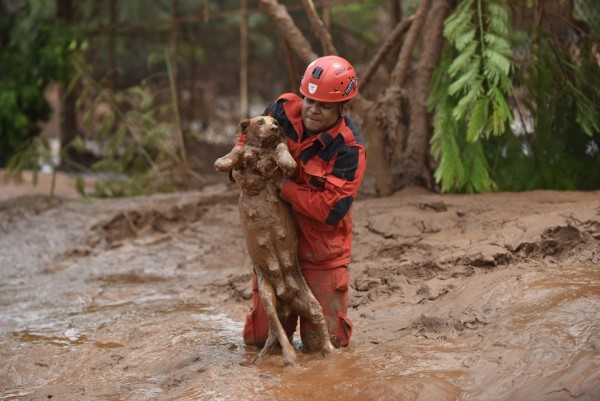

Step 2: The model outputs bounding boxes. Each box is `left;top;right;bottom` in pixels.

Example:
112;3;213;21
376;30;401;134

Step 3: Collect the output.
416;282;451;302
515;225;586;257
90;191;239;247
354;275;381;292
466;244;512;268
96;205;208;244
540;225;583;255
418;201;448;212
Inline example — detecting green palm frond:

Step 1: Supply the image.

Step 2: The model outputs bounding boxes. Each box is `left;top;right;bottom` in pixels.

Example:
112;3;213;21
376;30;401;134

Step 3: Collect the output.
429;0;514;193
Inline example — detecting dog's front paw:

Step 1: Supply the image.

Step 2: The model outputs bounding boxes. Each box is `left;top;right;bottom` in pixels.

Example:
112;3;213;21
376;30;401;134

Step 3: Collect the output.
214;146;243;172
214;156;234;172
275;143;297;175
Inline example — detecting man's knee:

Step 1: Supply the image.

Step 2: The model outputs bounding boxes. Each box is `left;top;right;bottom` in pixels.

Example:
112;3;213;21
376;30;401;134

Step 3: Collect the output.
300;266;353;349
301;312;353;350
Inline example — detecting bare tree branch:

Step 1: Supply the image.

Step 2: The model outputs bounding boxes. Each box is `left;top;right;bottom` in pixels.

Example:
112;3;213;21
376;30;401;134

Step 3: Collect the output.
259;0;318;64
384;0;432;164
390;0;432;87
300;0;338;55
360;15;414;91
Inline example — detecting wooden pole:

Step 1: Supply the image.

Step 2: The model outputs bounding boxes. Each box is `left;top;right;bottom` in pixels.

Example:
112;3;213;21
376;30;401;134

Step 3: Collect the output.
170;0;188;166
240;0;249;118
108;0;117;90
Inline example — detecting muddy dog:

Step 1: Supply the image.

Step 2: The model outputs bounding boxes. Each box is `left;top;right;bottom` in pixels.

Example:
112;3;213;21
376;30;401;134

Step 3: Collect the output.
214;116;335;366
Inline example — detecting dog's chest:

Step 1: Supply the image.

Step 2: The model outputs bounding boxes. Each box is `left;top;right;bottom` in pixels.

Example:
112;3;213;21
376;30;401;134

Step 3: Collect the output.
242;146;279;178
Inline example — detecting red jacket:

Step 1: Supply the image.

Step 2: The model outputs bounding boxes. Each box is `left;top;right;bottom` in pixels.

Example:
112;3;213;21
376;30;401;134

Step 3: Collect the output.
241;93;367;270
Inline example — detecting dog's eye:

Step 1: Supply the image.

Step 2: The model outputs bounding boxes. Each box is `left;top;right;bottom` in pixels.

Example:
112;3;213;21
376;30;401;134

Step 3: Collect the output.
257;119;264;126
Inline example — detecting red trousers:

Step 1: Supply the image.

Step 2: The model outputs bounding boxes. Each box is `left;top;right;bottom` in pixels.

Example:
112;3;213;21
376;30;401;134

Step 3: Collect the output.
243;266;353;350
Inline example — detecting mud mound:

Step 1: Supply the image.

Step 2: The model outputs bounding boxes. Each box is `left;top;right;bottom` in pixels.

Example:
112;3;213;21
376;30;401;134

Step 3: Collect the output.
515;224;590;258
92;191;238;246
350;259;458;308
350;195;600;308
97;204;209;244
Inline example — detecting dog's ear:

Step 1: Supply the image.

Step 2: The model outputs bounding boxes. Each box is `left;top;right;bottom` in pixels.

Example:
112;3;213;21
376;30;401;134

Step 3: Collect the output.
236;119;251;137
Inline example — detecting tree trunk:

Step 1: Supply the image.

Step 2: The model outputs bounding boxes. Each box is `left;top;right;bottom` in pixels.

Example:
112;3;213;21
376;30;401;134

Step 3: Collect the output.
170;0;188;167
108;0;117;91
258;0;444;197
401;0;451;189
56;0;78;165
366;0;432;196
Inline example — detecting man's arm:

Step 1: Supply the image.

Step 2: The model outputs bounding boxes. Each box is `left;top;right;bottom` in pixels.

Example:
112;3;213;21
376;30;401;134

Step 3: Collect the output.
279;145;366;225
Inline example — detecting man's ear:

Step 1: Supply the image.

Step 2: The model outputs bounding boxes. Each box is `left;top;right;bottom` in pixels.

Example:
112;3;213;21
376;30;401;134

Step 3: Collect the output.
340;102;350;117
236;119;251;136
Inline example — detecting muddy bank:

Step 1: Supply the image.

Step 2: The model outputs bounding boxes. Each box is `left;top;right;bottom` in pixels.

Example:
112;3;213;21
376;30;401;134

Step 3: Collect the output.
0;183;599;400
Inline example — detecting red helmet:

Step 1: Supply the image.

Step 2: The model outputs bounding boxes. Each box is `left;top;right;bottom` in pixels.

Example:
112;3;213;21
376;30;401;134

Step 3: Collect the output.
299;55;358;102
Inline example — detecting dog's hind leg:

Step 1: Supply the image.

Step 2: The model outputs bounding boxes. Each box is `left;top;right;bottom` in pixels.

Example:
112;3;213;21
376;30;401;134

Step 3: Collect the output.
256;273;297;366
293;285;336;357
253;325;279;364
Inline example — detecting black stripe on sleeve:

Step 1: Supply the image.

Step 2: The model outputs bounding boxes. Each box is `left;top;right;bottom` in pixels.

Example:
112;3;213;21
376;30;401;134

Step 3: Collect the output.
325;196;354;225
331;146;359;181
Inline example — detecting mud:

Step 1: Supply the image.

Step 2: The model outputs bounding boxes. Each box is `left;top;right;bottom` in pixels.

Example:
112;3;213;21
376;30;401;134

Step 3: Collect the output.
1;174;599;401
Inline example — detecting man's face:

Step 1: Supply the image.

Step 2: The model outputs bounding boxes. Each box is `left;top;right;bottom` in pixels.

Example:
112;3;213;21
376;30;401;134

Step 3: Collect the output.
301;97;347;135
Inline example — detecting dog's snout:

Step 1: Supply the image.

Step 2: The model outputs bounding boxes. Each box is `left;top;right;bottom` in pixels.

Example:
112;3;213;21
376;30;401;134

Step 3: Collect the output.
270;124;278;131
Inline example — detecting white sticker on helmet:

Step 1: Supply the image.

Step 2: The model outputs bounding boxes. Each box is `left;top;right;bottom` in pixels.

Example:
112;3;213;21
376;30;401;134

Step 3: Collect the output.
308;83;318;94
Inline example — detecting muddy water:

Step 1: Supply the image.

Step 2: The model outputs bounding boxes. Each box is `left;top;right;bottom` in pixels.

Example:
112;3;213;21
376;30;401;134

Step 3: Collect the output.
1;190;600;400
3;260;598;400
380;264;599;401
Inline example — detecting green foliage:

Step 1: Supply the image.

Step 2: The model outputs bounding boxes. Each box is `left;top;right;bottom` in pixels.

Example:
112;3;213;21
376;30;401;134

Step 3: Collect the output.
3;136;59;197
71;58;198;198
429;0;514;192
485;31;600;191
0;0;83;167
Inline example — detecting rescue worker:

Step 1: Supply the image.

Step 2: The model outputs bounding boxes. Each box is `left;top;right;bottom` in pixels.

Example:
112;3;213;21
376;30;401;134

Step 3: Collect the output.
238;55;367;351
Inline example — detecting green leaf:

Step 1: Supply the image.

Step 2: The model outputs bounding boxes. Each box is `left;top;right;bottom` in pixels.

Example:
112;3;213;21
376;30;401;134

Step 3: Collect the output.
448;57;480;96
444;1;474;40
453;78;483;120
455;28;477;51
448;43;477;77
467;97;490;142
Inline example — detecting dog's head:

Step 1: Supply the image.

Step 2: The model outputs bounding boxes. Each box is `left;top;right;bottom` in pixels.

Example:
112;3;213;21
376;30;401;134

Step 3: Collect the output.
237;116;283;147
